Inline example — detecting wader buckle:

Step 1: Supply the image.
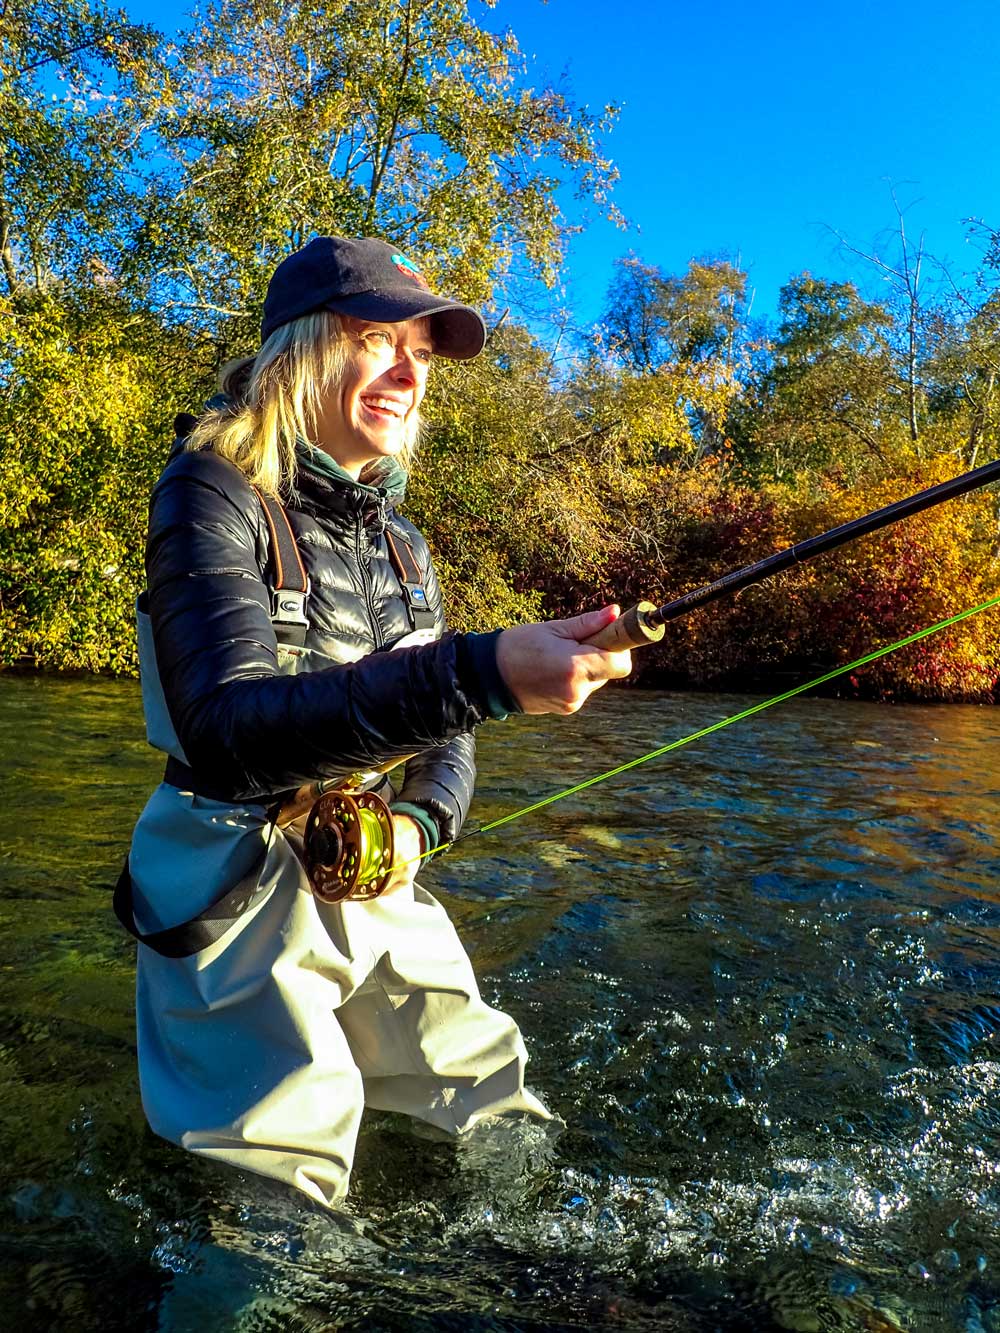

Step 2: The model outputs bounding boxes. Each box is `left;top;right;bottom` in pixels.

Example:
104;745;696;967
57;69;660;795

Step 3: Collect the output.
270;580;311;647
400;581;433;628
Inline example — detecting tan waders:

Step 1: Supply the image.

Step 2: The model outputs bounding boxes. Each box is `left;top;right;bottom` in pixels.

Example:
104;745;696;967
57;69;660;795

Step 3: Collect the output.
128;783;549;1210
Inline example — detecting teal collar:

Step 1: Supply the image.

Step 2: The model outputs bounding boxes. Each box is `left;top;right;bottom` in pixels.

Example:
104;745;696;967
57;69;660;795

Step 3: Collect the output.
296;441;407;501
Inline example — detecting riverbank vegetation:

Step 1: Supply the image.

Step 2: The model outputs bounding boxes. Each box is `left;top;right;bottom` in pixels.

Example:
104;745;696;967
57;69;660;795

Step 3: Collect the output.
3;0;999;698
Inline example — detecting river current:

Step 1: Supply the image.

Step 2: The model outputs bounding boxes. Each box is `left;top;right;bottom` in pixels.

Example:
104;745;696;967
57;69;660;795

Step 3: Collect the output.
1;675;999;1331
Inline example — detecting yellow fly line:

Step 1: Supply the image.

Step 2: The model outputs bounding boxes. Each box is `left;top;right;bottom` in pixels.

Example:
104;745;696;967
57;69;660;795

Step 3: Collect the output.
413;592;1000;864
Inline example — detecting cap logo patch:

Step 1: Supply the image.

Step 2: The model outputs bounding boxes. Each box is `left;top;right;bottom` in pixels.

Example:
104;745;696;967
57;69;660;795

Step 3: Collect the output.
391;252;430;289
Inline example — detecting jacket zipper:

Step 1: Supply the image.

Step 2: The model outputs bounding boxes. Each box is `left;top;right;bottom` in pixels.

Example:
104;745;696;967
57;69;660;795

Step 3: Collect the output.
356;513;384;650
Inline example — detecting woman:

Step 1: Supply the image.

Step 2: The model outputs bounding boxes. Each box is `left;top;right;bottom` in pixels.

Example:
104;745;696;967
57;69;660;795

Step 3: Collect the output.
123;235;631;1209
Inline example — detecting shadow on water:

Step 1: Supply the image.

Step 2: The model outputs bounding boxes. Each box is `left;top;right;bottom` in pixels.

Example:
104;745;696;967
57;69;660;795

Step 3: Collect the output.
2;675;1000;1329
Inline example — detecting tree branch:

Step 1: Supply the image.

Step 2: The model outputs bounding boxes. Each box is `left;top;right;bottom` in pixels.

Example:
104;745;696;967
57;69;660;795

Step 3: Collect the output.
0;192;20;294
14;39;106;80
366;0;414;228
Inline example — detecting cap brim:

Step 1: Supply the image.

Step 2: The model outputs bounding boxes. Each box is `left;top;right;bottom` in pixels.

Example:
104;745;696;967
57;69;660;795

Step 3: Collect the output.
325;290;487;360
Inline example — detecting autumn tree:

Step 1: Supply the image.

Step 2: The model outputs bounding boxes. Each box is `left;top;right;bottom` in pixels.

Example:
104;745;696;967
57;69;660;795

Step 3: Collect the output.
0;0;157;294
587;254;747;461
0;1;181;670
603;252;746;371
830;193;935;445
410;321;607;629
922;287;1000;469
135;0;621;358
732;274;902;482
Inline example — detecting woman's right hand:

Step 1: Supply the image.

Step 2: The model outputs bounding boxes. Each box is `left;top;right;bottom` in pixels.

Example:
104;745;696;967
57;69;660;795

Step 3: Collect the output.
496;605;634;715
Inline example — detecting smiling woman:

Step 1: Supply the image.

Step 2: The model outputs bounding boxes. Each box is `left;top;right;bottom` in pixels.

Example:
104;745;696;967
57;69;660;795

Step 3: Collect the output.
116;234;634;1210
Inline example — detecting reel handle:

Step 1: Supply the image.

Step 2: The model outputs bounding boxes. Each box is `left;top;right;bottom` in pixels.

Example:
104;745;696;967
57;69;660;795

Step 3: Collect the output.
584;601;665;651
275;753;415;827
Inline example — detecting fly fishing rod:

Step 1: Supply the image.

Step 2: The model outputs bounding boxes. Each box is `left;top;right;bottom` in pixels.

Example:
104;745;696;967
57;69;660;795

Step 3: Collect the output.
587;457;1000;650
288;457;1000;899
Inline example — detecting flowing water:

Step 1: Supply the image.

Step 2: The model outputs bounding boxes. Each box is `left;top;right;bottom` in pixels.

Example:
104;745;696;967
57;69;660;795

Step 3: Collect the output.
1;674;1000;1331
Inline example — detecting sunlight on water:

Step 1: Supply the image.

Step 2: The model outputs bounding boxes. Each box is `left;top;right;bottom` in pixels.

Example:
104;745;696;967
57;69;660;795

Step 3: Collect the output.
2;676;1000;1329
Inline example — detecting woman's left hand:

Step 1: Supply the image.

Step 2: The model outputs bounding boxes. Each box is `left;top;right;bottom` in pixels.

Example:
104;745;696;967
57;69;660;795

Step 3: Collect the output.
383;814;425;896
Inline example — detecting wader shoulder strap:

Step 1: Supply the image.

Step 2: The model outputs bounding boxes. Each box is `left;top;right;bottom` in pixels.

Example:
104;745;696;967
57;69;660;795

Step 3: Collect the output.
385;527;436;632
113;853;274;959
171;423;312;648
251;486;311;647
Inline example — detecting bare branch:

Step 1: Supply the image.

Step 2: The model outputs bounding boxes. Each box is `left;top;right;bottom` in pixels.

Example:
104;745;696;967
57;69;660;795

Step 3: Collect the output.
366;0;414;227
13;39;106;80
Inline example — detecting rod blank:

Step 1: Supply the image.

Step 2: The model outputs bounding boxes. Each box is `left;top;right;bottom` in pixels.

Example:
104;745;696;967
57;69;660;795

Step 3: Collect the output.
586;457;1000;651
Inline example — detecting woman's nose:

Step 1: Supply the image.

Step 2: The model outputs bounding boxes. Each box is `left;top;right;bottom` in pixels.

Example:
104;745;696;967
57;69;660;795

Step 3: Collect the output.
389;350;419;384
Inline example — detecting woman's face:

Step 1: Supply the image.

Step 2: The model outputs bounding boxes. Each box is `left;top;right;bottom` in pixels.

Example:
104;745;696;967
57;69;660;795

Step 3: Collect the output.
315;316;433;476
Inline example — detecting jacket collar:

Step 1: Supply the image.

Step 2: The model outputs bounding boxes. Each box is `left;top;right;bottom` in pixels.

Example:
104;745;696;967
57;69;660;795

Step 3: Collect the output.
294;443;407;533
296;440;407;502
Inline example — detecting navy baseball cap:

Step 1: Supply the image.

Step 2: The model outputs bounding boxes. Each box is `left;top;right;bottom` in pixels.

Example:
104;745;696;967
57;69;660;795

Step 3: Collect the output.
261;236;487;360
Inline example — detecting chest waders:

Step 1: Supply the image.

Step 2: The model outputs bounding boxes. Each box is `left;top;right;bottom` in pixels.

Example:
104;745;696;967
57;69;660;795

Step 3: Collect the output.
121;477;549;1210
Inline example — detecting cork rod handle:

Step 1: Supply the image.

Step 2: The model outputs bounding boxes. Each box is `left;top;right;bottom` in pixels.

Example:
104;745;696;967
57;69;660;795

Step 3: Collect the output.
585;601;665;651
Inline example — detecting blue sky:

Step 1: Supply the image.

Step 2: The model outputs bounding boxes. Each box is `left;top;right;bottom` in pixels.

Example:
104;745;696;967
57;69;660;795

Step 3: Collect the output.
122;0;1000;326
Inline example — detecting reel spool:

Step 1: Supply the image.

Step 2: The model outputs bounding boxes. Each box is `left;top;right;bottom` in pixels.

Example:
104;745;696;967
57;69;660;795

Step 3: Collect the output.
303;789;395;903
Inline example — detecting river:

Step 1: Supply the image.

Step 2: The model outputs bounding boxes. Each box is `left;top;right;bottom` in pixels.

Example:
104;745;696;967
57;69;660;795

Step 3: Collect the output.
1;674;999;1331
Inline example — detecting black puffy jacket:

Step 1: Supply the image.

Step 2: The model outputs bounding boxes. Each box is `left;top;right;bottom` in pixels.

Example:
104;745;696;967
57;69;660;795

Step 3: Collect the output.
146;442;512;845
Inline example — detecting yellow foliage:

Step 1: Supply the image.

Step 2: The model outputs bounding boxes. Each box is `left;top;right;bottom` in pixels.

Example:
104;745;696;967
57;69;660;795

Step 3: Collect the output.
609;450;1000;701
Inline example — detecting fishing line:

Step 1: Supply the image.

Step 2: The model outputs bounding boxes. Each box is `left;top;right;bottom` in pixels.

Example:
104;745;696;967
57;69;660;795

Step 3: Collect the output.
411;592;1000;865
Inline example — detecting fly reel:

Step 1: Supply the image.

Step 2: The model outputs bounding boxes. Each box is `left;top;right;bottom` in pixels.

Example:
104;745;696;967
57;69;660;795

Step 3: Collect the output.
302;789;395;903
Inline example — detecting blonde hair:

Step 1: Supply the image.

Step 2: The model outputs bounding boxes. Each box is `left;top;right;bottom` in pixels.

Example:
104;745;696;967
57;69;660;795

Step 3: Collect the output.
187;310;422;495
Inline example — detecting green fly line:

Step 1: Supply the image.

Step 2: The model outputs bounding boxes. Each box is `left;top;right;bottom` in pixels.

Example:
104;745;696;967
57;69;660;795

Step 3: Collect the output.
412;592;1000;865
354;803;392;883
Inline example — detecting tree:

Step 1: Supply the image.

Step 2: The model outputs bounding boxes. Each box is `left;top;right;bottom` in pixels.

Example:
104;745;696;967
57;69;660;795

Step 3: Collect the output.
830;192;931;445
134;0;621;352
0;1;183;671
734;274;901;481
0;0;158;295
0;292;195;670
594;254;747;460
410;320;607;629
603;252;746;372
923;264;1000;470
